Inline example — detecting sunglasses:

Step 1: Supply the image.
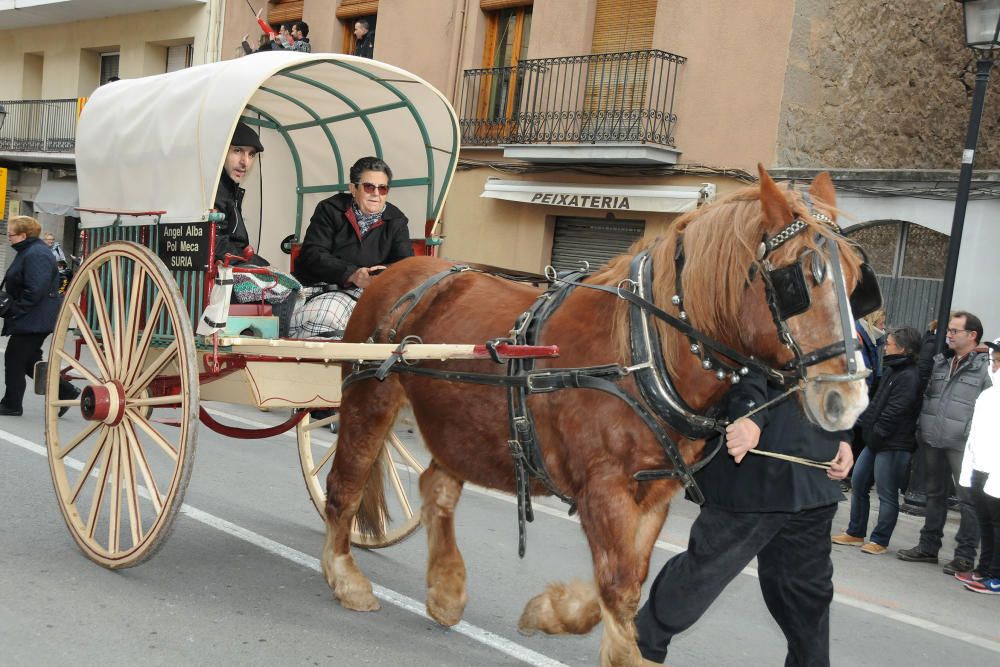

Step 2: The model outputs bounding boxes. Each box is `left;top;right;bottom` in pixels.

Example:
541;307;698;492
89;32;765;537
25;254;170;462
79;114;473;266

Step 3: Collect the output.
356;181;390;195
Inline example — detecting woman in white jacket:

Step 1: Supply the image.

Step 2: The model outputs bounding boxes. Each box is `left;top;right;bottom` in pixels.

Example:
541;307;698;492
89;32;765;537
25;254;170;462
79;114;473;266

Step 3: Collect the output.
959;338;1000;594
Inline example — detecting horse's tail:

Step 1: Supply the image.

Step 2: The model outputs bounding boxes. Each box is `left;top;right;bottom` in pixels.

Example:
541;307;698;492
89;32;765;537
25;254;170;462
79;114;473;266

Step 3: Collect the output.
353;447;390;540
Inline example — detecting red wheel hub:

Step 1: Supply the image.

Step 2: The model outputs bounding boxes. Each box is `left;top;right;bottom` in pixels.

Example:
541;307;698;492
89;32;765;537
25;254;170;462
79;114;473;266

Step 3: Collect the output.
80;381;126;425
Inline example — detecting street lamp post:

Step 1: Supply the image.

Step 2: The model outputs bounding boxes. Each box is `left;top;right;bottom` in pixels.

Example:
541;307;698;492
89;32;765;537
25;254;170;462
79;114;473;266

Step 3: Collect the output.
902;1;1000;516
936;1;1000;354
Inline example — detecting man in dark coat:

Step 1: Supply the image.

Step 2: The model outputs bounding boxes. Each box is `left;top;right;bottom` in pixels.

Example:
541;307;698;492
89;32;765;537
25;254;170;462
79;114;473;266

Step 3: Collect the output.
213;120;268;266
636;371;853;665
1;215;77;416
353;19;375;59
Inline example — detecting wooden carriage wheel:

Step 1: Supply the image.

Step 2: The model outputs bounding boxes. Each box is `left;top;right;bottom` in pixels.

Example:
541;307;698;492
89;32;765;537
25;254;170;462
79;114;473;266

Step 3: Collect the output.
297;412;424;548
45;242;199;569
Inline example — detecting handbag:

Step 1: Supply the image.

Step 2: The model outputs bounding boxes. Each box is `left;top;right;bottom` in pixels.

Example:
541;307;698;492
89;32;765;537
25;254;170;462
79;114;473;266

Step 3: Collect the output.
0;279;11;318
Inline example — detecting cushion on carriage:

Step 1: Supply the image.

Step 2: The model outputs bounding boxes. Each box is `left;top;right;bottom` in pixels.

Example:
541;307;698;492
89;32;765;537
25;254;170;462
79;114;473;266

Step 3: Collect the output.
228;304;273;316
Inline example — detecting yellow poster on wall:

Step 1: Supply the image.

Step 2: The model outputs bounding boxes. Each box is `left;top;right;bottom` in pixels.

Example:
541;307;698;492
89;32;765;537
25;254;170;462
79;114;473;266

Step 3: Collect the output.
0;167;7;220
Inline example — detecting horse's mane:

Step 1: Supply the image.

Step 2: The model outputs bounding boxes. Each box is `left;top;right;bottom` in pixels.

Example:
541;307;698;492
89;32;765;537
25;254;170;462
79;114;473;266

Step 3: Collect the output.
593;182;862;377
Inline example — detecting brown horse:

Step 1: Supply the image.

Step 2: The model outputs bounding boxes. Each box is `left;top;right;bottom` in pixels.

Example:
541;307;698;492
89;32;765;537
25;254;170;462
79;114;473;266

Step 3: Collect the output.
321;167;869;666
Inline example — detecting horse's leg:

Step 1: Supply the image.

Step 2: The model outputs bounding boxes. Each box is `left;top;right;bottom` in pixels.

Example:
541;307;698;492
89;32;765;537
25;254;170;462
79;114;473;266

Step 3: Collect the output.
321;378;404;612
518;488;670;647
420;461;468;626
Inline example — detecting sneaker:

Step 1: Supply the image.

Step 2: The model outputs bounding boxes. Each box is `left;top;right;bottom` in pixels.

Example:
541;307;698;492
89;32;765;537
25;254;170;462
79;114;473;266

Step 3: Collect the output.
861;542;888;555
955;571;986;585
943;558;975;576
831;532;864;546
965;578;1000;594
897;546;938;563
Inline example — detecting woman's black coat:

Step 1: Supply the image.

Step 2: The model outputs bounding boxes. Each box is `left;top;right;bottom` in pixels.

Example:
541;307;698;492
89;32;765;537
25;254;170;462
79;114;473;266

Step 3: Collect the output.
294;192;412;287
858;354;921;453
2;236;61;336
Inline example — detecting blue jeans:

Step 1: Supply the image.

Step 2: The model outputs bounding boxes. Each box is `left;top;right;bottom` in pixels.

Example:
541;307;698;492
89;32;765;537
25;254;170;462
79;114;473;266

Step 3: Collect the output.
846;448;911;546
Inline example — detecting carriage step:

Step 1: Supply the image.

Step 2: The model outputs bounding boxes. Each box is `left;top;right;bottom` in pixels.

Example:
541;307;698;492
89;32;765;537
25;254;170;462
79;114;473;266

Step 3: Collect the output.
34;362;47;395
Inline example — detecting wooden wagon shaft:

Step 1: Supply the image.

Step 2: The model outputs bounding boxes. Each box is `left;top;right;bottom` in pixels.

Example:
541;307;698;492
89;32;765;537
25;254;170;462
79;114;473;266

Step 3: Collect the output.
214;338;560;362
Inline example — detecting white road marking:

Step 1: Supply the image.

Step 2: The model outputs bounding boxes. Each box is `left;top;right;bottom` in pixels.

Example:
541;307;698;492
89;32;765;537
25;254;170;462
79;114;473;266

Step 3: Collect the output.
5;428;567;667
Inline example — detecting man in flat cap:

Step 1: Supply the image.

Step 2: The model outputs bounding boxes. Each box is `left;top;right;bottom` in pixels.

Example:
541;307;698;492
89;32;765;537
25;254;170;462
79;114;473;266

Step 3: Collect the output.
214;120;268;266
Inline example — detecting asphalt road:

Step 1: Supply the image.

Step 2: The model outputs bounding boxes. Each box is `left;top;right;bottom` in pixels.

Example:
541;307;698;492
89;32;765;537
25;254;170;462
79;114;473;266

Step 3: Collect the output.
2;387;999;666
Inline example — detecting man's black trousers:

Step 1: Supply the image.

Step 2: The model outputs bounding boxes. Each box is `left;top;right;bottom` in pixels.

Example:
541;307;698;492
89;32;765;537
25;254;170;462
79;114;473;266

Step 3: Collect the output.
635;503;837;666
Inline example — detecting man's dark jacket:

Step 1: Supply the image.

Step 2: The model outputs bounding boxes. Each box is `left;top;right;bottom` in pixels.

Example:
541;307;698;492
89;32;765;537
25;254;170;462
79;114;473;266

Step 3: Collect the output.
858;353;920;453
294;192;412;287
354;30;375;58
213;171;268;266
694;371;845;513
2;236;61;335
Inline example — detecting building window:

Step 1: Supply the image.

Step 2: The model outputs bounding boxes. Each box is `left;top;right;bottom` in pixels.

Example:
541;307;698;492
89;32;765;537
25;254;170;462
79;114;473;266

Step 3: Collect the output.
476;5;532;135
166;44;193;72
99;53;120;86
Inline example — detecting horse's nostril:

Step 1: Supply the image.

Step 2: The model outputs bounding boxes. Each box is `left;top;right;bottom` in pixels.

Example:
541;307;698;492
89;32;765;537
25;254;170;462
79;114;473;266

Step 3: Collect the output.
825;390;844;420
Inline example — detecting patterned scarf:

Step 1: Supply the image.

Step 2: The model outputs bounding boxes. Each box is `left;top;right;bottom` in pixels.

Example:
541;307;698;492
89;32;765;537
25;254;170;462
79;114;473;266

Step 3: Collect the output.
353;202;385;238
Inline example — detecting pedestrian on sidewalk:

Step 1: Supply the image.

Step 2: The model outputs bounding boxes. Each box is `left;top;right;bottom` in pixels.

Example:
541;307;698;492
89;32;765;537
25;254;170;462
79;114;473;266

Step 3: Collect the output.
956;338;1000;594
897;311;989;576
832;326;922;554
1;216;78;416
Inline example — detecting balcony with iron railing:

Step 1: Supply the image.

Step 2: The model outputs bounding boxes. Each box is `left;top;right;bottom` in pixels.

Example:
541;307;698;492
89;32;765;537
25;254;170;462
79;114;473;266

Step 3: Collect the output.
457;49;686;164
0;98;82;160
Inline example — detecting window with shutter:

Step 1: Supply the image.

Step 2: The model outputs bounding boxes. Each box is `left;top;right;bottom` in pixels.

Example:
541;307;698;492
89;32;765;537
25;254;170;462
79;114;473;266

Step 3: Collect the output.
583;0;657;141
166;44;192;72
473;4;532;141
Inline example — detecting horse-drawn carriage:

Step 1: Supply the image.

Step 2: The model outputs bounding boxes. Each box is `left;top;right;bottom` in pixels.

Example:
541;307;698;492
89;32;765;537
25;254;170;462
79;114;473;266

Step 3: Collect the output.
44;51;558;568
46;51;881;666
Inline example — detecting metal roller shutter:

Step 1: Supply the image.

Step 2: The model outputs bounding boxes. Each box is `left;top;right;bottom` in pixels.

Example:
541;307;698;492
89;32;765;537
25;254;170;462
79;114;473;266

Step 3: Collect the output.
550;217;644;272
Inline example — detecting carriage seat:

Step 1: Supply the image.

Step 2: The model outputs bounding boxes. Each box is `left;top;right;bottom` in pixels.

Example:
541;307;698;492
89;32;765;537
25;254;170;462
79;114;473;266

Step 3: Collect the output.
224;303;278;338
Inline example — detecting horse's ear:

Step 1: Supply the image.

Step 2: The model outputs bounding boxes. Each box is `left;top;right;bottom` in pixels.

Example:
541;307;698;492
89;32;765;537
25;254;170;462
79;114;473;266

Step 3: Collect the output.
809;171;837;220
757;163;793;231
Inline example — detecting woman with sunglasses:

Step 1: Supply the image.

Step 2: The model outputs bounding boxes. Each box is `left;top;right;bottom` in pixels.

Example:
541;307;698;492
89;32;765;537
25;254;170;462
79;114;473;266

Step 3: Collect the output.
291;156;412;339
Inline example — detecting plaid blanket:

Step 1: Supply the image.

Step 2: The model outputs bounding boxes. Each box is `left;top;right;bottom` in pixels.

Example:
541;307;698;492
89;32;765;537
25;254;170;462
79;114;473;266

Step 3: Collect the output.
289;286;362;339
231;268;301;305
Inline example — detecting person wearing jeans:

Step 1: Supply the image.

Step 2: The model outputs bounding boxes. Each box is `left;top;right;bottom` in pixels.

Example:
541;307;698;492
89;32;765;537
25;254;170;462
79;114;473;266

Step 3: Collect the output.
833;327;922;554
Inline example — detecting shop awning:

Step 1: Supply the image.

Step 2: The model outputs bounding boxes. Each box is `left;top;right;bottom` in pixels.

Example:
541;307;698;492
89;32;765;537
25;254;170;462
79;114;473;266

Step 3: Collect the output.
32;177;79;217
481;179;715;213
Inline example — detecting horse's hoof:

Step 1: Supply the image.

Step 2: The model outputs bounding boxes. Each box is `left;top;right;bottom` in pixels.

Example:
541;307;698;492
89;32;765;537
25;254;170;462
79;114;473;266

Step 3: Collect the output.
335;588;380;612
426;586;467;627
517;593;553;635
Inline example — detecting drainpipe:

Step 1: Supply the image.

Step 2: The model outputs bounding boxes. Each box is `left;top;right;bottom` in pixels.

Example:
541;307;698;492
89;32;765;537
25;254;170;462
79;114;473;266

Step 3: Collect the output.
445;0;472;101
204;0;225;63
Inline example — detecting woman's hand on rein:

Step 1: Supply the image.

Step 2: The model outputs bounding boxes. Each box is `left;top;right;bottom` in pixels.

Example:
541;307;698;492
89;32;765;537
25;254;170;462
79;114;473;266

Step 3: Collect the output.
348;265;387;289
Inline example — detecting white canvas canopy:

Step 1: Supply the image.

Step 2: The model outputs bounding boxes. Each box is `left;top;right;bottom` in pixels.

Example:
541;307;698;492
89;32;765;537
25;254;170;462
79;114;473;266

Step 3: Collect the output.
75;51;460;243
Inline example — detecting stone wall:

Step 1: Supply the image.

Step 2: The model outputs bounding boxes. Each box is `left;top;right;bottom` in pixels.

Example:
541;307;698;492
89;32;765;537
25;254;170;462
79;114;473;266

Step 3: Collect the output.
777;0;1000;169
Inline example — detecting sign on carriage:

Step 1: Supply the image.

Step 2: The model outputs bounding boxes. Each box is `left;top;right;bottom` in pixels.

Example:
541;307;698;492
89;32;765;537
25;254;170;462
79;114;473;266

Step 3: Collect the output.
157;222;210;271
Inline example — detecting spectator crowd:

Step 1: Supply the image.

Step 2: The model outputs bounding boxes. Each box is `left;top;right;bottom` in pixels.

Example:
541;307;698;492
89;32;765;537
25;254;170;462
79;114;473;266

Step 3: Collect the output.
830;309;1000;596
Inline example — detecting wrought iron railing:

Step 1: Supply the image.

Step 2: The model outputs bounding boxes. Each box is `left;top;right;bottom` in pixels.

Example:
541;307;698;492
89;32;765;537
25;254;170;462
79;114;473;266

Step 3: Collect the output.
458;49;685;147
0;98;81;153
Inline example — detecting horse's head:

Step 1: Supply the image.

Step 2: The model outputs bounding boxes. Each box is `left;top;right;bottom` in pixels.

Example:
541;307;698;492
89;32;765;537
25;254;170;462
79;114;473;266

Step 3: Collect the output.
665;166;875;432
744;166;872;430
